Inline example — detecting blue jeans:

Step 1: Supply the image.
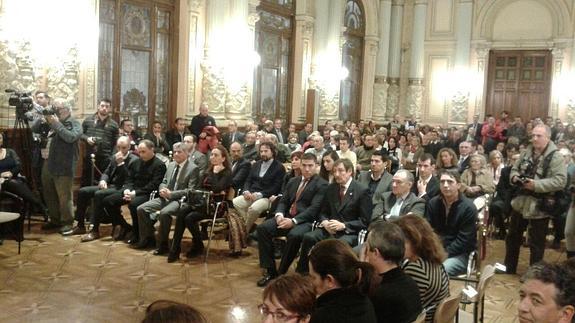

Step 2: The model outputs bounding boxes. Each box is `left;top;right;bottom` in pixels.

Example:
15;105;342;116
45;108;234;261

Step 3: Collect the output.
443;253;469;277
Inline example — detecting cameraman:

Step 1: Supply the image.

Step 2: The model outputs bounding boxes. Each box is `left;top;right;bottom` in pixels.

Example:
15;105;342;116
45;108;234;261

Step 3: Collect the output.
31;98;82;234
504;124;567;274
80;98;118;187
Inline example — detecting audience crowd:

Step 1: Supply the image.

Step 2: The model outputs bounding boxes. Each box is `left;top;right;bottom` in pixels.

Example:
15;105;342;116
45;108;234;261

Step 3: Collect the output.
4;92;575;322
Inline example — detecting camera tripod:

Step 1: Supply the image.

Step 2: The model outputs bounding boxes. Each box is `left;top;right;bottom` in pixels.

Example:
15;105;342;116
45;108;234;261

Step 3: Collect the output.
11;115;34;189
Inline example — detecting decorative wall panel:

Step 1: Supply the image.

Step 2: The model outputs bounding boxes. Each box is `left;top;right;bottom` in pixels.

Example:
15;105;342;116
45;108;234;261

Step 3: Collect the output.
429;0;454;37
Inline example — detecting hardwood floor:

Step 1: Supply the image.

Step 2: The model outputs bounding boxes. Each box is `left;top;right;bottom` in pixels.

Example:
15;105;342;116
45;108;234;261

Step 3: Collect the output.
0;220;568;323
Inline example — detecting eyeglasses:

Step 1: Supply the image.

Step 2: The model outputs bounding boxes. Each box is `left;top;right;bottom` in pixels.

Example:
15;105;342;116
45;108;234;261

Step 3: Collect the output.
258;304;300;322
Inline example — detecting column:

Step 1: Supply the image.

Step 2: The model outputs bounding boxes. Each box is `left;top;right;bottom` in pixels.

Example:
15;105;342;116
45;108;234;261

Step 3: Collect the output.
450;0;473;123
318;0;345;120
185;0;202;118
406;0;427;121
224;0;252;118
293;14;314;123
201;0;229;118
372;0;392;123
567;40;575;123
386;0;403;119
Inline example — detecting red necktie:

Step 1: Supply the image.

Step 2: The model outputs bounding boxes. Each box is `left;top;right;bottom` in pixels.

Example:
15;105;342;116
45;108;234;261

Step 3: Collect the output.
289;179;308;217
339;185;346;202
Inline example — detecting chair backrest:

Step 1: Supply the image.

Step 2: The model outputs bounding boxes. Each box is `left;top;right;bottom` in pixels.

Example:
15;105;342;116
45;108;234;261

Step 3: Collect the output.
477;264;496;301
433;291;461;323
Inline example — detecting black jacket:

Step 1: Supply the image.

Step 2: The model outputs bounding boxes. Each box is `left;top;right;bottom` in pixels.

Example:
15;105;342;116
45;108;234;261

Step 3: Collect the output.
319;180;372;234
311;288;376;323
243;159;286;198
370;267;422;323
231;158;251;192
123;156;167;196
276;175;328;224
425;194;477;257
100;153;137;187
411;175;440;202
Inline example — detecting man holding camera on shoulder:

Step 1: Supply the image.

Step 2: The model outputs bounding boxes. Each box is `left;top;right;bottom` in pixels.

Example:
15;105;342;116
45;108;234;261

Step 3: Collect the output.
31;98;82;234
504;124;567;274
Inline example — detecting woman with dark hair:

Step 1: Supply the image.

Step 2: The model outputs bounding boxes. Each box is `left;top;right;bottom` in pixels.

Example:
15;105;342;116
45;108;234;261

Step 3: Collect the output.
0;132;46;214
436;147;458;171
319;150;339;183
308;239;377;323
387;137;402;174
143;300;207;323
260;274;316;323
167;144;232;262
394;214;450;322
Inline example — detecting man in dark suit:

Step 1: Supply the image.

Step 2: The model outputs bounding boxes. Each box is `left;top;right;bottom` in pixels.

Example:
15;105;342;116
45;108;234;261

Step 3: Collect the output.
222;120;245;150
457;140;472;173
135;142;201;251
467;114;482;142
372;169;425;221
165;117;190;148
358;150;393;208
242;131;258;162
72;136;136;238
189;102;216;139
94;140;167;244
229;142;251;193
272;119;288;144
232;142;286;232
256;153;327;286
296;158;372;273
411;153;440;201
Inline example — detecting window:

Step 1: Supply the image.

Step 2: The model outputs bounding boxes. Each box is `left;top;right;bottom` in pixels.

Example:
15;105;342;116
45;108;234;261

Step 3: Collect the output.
253;0;294;121
340;0;364;123
98;0;176;133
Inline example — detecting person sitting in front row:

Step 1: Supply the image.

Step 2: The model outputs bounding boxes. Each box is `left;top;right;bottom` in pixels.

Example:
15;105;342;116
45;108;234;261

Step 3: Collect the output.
259;274;316;323
363;220;422;323
308;239;377;323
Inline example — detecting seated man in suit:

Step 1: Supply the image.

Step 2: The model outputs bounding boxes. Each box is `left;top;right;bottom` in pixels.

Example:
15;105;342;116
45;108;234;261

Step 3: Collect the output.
373;169;425;221
165;117;190;148
296;158;372;273
411;153;440;201
183;135;207;173
358;149;393;207
229;142;251;193
426;169;477;276
242;131;258;162
77;136;137;240
135;142;201;251
256;153;328;287
222;120;245;150
96;140;166;244
233;142;286;232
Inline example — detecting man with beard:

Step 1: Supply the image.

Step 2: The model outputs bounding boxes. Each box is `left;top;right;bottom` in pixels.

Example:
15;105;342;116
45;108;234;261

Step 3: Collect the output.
80;98;119;186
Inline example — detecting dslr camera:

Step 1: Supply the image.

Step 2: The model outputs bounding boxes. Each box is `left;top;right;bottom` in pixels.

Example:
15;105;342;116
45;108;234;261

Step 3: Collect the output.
515;158;536;187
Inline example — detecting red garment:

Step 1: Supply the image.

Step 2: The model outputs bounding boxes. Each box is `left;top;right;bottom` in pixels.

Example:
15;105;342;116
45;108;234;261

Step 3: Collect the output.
480;123;503;145
197;125;220;154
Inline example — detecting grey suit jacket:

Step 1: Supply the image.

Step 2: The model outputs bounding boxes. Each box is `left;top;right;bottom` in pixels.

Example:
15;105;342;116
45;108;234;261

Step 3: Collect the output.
160;160;201;200
358;170;393;206
189;150;208;172
372;191;426;221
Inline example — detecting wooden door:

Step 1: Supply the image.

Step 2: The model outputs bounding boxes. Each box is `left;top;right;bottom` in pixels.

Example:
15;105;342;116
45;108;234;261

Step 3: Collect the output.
485;50;552;121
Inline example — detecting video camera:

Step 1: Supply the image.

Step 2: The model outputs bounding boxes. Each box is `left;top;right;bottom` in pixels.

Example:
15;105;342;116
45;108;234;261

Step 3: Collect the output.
5;89;34;120
515;158;536;187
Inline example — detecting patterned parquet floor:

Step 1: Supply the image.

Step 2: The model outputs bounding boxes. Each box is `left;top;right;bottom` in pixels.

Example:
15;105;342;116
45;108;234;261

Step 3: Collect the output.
0;216;568;323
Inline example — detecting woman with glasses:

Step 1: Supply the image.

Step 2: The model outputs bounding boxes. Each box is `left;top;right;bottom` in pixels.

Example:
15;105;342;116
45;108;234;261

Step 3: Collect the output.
260;274;315;323
308;239;377;323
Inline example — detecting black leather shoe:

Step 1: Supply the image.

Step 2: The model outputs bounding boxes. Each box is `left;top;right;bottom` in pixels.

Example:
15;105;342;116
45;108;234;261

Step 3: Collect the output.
257;274;277;287
114;225;132;241
132;238;156;250
167;251;180;263
153;244;169;256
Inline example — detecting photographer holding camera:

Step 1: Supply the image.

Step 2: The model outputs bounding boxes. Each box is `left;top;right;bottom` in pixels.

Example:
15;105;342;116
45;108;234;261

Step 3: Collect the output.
80;98;118;187
503;124;567;274
31;98;82;234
